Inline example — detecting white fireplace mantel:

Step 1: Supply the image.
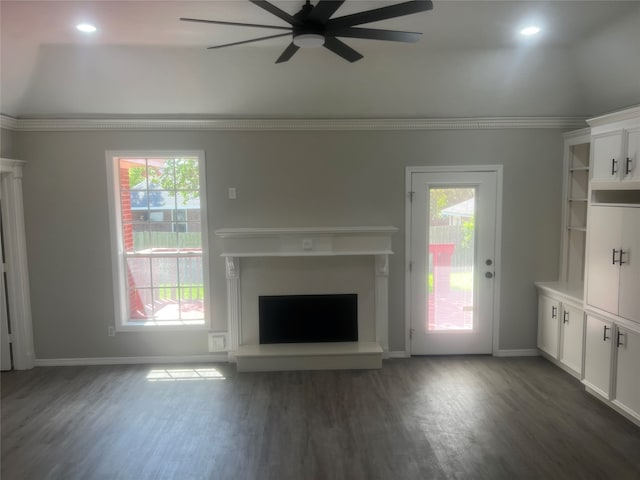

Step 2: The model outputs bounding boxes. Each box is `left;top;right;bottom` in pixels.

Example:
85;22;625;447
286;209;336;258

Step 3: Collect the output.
215;226;397;366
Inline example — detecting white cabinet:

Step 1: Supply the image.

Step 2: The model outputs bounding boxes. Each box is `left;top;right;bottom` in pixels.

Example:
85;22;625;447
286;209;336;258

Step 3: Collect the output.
536;284;584;377
613;326;640;419
586;205;640;323
583;314;614;398
560;302;584;374
538;295;560;358
589;106;640;188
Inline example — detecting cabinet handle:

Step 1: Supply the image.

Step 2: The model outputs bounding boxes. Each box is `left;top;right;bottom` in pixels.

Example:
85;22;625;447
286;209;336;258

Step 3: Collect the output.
612;248;619;265
619;249;627;265
551;305;557;319
617;331;625;347
625;157;632;175
611;158;618;175
563;310;569;324
603;325;610;341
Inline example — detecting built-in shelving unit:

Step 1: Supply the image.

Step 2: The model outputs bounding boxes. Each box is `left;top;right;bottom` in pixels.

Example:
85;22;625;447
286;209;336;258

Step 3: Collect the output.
562;130;591;284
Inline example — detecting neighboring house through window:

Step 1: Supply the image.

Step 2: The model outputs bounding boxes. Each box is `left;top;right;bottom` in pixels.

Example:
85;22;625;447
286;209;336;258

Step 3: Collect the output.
106;151;209;330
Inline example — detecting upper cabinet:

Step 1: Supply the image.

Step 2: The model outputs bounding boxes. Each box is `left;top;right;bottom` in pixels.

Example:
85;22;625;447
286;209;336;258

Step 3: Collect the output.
588;106;640;190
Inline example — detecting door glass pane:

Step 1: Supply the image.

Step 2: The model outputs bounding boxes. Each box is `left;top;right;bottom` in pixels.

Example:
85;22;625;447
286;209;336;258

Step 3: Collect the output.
428;187;475;331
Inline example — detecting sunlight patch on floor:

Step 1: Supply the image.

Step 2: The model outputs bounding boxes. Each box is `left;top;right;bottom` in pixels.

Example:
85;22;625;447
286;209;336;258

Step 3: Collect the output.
146;368;225;382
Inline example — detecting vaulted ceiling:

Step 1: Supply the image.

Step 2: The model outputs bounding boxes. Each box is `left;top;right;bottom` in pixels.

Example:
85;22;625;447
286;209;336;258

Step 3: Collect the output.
2;0;639;118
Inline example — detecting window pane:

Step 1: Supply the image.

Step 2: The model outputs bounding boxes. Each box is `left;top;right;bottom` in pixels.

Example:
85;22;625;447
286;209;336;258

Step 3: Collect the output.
153;287;179;321
120;158;147;190
174;158;200;191
151;257;178;287
123;223;151;253
179;288;205;320
178;223;202;249
129;288;153;320
179;257;203;285
176;191;200;210
148;158;175;190
127;257;151;288
428;188;475;332
150;226;177;250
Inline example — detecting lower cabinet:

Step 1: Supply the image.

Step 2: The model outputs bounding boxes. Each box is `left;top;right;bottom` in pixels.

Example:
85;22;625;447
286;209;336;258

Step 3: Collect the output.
583;313;640;424
583;315;614;397
538;295;560;358
536;286;584;377
559;303;584;374
613;326;640;418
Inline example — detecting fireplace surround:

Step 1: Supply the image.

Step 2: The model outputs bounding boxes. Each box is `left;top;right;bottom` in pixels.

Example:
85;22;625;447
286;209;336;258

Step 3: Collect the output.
215;226;397;371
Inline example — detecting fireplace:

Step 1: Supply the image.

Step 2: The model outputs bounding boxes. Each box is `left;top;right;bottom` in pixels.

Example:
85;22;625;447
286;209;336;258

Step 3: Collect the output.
215;226;397;371
259;294;358;344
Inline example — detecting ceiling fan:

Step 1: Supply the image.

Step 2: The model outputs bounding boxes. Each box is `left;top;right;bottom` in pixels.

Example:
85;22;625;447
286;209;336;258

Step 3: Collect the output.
181;0;434;63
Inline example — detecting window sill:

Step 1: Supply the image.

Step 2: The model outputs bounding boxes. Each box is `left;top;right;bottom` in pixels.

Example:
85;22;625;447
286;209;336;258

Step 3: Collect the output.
116;321;210;333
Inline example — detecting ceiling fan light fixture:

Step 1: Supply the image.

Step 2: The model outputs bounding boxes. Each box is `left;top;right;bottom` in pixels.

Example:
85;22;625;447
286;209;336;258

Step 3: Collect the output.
520;26;541;36
293;33;325;48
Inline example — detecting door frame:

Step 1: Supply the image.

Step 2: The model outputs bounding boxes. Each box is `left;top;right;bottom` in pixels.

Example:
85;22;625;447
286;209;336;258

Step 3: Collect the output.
405;165;503;356
0;158;35;370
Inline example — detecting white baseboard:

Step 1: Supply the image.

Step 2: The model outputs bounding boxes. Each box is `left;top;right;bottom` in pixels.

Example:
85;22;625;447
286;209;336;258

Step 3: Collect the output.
34;354;230;367
384;351;410;359
493;349;540;357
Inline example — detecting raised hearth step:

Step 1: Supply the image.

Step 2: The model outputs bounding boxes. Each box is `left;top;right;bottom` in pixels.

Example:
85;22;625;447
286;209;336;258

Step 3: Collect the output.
235;341;383;372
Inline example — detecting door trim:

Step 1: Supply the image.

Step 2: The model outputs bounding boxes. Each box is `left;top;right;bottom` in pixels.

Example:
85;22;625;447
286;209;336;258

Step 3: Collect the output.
405;165;503;356
0;159;35;370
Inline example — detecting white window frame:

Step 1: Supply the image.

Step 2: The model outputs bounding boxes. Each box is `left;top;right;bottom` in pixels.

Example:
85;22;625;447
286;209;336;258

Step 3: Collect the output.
106;150;211;331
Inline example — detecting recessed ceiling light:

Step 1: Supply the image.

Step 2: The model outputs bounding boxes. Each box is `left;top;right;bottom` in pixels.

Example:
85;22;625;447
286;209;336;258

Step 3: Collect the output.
520;26;541;36
76;23;97;33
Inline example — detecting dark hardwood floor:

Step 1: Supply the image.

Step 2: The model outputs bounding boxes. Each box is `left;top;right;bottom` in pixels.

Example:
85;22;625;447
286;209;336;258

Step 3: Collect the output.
2;356;640;479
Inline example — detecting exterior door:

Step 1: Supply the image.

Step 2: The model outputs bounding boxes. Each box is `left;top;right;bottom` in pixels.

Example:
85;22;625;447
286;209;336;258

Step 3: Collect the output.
409;168;499;354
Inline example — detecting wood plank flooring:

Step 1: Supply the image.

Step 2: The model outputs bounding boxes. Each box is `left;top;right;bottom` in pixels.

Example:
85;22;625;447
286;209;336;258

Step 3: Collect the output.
2;356;640;479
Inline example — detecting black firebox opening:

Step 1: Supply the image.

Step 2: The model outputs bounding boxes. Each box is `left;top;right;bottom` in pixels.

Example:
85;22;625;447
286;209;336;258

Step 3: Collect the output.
259;294;358;344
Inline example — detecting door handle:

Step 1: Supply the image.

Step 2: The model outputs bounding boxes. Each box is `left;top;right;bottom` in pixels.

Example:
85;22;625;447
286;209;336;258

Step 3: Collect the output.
551;306;557;319
563;310;569;324
619;249;627;265
625;157;632;175
603;325;610;341
613;249;619;265
617;331;625;347
611;158;618;175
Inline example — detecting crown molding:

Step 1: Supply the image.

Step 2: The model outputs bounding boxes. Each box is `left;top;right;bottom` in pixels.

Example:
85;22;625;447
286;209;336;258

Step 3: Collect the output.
1;114;587;132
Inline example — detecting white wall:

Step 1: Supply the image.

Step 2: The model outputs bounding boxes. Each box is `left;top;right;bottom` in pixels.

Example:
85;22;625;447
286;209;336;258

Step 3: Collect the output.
15;127;563;359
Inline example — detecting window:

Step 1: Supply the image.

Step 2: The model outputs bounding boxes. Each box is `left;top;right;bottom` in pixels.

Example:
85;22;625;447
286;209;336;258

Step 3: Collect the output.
106;151;209;330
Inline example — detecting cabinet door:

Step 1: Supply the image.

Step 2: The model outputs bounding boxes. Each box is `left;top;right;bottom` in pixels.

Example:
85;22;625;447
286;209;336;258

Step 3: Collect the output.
621;128;640;183
613;327;640;417
538;295;560;358
619;208;640;322
586;206;622;315
591;131;623;183
583;315;613;398
560;303;584;374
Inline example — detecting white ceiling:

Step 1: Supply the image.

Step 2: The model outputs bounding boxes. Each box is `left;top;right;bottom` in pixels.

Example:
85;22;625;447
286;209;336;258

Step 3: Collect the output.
2;0;639;118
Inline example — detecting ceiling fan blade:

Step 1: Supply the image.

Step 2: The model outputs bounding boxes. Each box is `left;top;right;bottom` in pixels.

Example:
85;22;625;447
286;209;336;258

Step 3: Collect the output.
307;1;346;23
180;17;292;31
329;27;421;43
327;0;433;30
249;0;303;27
323;36;363;63
207;32;291;50
275;43;300;63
